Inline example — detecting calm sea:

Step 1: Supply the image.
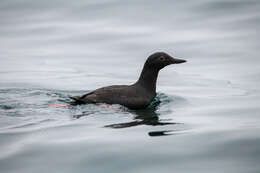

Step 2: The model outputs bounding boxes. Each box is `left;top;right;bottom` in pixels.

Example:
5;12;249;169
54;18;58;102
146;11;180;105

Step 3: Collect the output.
1;0;260;172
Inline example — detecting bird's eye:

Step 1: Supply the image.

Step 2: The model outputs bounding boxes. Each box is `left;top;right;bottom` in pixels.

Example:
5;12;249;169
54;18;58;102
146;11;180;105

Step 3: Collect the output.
159;56;165;61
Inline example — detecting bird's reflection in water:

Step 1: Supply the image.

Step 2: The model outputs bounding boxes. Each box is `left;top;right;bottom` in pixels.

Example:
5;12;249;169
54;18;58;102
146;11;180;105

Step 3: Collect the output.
104;108;175;128
104;101;183;137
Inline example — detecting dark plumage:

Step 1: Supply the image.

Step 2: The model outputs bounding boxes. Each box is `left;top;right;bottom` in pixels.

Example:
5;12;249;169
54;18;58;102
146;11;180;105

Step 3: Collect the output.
70;52;186;109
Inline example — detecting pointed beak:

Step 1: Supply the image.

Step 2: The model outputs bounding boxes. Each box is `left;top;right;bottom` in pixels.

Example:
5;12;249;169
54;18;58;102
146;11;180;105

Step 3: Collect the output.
170;56;187;64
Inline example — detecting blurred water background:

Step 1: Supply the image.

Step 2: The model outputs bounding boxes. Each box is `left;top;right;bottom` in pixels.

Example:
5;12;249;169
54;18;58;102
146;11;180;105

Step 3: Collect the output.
0;0;260;172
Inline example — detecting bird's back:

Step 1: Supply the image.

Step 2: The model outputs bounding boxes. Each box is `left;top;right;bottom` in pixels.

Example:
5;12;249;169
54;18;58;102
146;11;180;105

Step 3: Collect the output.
70;84;155;109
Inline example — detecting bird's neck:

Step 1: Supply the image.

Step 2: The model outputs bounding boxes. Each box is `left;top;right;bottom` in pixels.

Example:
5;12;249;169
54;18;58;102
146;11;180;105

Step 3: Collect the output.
136;65;159;93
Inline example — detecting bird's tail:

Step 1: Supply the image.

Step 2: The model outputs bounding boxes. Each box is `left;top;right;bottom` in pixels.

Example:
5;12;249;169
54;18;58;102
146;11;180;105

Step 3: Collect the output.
69;92;94;104
69;96;85;103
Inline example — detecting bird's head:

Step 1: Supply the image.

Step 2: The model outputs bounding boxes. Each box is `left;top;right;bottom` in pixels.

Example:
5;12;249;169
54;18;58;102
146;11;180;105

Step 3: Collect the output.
145;52;186;70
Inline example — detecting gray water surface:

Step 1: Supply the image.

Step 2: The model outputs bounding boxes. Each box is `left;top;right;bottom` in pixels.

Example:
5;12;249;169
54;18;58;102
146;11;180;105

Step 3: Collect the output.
1;0;260;173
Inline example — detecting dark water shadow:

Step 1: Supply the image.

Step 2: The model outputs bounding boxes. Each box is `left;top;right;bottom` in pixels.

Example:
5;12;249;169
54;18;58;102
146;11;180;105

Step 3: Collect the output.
103;94;185;137
104;108;176;128
105;109;183;137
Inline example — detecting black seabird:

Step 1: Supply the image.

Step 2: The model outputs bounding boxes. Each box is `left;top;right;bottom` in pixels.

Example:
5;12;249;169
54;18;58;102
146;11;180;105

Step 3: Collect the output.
70;52;186;109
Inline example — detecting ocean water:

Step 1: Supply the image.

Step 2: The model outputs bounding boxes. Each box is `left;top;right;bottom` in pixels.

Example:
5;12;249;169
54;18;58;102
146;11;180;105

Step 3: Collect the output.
1;0;260;172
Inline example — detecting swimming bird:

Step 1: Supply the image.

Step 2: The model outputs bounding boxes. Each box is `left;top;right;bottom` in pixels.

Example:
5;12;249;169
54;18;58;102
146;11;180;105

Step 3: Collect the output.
70;52;186;109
